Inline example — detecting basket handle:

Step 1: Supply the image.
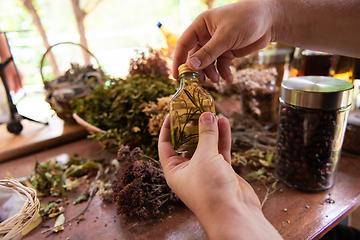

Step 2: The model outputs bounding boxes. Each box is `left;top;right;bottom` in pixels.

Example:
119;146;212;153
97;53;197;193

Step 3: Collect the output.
40;41;101;83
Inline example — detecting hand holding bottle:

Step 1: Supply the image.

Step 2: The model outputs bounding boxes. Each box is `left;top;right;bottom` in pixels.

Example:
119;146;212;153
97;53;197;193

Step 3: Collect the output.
158;112;283;239
172;0;273;83
173;0;360;84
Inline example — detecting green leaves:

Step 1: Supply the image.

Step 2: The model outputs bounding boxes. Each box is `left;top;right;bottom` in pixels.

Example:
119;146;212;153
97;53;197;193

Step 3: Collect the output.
245;168;268;180
71;75;175;156
28;156;104;197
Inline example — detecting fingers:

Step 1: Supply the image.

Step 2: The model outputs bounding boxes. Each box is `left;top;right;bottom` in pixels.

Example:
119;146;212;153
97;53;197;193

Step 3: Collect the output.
158;115;187;172
195;112;219;156
158;115;176;161
173;29;235;83
216;53;234;83
218;117;232;164
172;26;203;79
202;64;220;83
172;13;229;79
188;31;230;72
196;113;232;165
231;35;271;58
159;113;232;170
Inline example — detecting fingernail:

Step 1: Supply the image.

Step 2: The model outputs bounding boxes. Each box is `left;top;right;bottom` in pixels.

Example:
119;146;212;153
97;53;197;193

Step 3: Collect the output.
200;113;214;123
189;56;201;68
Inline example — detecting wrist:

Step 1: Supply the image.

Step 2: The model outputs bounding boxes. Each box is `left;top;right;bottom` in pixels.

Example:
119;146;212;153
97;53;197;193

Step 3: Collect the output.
262;0;287;44
196;200;282;240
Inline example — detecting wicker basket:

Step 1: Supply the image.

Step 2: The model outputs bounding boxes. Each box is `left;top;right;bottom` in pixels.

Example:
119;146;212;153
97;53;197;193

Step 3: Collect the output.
40;42;102;124
0;178;40;240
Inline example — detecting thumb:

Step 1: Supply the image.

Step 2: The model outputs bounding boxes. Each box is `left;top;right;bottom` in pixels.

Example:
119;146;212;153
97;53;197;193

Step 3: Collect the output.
194;112;219;156
188;32;228;70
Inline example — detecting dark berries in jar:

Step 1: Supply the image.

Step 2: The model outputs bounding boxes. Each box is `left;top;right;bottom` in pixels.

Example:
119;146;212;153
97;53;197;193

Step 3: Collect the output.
275;102;349;191
275;76;353;191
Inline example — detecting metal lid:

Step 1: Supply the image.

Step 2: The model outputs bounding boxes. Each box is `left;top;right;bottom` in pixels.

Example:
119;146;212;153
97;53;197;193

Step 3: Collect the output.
281;76;354;110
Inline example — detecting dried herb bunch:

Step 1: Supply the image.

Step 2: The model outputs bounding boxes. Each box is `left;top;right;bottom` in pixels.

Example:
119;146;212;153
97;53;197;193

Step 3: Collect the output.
71;75;175;155
227;112;277;179
71;49;175;156
143;95;172;136
28;160;65;197
226;112;279;207
129;48;170;78
231;52;259;70
44;63;104;121
112;145;179;221
44;64;104;100
216;67;278;126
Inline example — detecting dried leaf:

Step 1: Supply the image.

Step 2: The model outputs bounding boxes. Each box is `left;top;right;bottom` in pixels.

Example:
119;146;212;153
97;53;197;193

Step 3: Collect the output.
48;206;65;218
53;214;65;233
259;159;270;167
73;192;89;205
64;175;87;191
245;168;267;180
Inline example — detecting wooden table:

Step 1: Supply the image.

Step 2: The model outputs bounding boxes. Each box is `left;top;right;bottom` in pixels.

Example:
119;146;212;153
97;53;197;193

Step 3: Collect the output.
1;138;360;240
0;116;88;162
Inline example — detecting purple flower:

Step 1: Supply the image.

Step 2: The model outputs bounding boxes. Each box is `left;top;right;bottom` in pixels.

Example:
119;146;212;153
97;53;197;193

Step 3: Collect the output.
112;146;181;221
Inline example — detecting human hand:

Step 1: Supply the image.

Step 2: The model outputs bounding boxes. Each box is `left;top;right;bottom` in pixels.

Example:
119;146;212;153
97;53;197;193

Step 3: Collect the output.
158;112;261;214
159;112;282;239
172;0;274;83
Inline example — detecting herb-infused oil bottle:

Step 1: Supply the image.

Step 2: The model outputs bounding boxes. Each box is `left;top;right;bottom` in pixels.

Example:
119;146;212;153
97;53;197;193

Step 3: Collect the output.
170;63;216;154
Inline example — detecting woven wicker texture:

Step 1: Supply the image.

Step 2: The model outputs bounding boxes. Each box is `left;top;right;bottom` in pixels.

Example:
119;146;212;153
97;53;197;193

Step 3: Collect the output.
0;178;40;240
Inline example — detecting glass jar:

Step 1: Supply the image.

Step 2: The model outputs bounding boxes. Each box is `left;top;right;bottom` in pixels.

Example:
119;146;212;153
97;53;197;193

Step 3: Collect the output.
258;48;293;88
275;76;353;191
288;47;303;78
300;50;334;76
236;68;279;128
331;55;355;83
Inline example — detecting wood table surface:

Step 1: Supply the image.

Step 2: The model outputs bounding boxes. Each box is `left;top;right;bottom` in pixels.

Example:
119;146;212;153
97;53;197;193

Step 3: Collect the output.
1;138;360;240
0;116;88;162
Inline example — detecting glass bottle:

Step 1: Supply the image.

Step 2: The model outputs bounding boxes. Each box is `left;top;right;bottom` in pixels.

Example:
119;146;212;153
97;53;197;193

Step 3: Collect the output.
331;55;355;82
170;64;216;154
258;48;293;88
157;22;178;56
300;50;333;76
288;47;303;78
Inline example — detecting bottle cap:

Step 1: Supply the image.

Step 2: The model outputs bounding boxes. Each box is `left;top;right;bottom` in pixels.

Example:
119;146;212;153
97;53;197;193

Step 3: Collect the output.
178;64;197;76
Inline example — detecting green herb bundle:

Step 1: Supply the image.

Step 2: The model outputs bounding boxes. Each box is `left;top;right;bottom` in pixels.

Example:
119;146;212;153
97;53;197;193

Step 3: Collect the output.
71;75;175;156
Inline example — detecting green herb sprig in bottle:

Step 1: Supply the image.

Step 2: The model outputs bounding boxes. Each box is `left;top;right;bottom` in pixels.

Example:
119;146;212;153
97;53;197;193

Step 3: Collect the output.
170;63;216;154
